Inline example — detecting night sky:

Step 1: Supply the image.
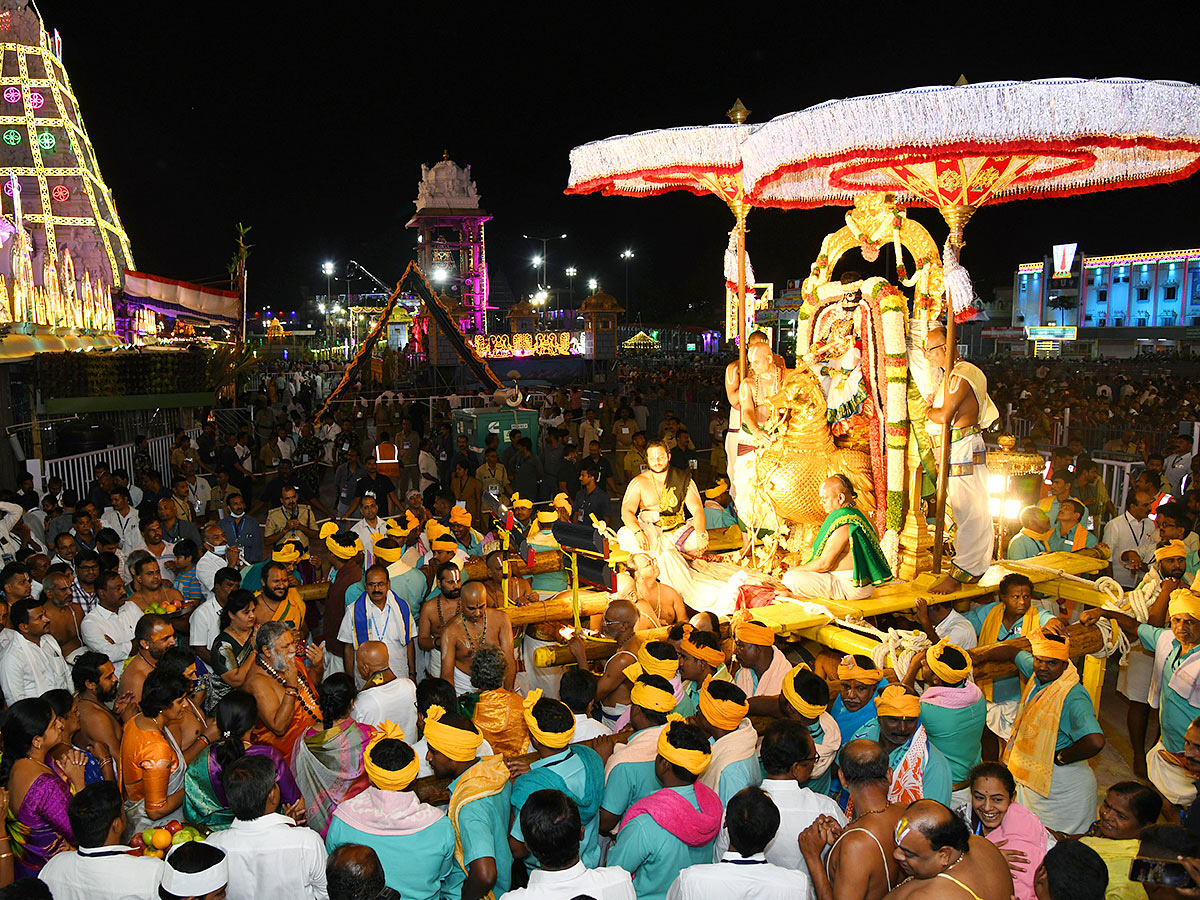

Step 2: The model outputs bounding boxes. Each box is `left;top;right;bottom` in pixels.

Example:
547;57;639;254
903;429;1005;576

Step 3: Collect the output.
45;4;1200;325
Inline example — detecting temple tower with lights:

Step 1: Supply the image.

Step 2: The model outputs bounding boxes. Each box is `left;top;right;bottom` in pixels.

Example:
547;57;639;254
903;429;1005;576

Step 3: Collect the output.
0;0;133;310
406;152;491;333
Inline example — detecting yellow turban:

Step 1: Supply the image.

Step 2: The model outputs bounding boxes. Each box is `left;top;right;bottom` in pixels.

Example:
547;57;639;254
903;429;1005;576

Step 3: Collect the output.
836;655;884;685
1156;540;1188;562
781;664;826;718
522;689;575;749
704;479;730;500
423;704;483;762
698;679;749;730
680;625;725;669
631;677;677;713
1168;589;1200;622
387;511;419;537
1027;628;1071;661
319;522;339;540
536;510;558;525
372;540;404;563
926;639;972;684
326;533;363;561
271;545;301;564
426;520;452;541
553;493;573;516
449;506;472;527
510;493;533;510
875;685;921;718
657;718;711;775
624;643;679;683
732;610;775;647
431;538;459;552
363;721;419;791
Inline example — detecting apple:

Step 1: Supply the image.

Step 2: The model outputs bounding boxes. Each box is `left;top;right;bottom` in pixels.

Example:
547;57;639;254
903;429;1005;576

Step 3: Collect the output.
130;832;145;848
165;820;183;835
171;831;193;845
142;828;156;846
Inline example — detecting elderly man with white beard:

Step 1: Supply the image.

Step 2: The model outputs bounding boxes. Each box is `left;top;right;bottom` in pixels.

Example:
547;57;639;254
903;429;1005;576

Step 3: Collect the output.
243;620;325;759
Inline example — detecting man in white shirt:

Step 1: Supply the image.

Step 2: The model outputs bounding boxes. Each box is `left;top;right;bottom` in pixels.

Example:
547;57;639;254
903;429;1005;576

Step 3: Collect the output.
1102;489;1161;590
180;459;212;522
338;564;416;685
499;788;634;900
99;487;140;555
1165;435;1195;496
910;597;978;651
668;786;807;900
206;754;328;900
348;640;417;738
189;566;243;666
196;523;241;604
714;720;846;876
350;494;388;567
79;571;141;664
559;669;613;743
0;596;71;701
39;781;166;900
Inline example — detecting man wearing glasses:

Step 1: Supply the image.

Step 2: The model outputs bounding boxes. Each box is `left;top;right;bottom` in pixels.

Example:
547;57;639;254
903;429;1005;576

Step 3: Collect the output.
923;326;1000;593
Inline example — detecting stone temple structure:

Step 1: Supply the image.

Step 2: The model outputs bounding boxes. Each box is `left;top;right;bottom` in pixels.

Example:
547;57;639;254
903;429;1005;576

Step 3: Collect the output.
406;152;490;333
0;0;133;307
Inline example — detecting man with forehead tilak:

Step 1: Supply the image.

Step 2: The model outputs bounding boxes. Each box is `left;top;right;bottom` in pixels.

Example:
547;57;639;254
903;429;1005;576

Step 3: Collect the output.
887;799;1012;900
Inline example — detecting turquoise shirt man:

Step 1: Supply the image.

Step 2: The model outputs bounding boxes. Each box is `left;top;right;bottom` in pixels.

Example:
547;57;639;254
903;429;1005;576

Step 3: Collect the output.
675;665;731;719
800;718;834;796
830;690;879;743
602;735;663;824
710;750;762;807
887;733;952;805
1014;651;1102;749
964;602;1054;704
919;692;987;785
608;785;716;900
1138;623;1200;752
1005;532;1048;561
449;768;514;897
510;746;604;869
1048;523;1098;553
703;505;739;530
325;802;457;900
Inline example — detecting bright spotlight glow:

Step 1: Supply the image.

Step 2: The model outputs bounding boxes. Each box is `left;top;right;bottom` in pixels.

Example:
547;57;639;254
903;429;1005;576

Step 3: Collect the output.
432;268;448;283
322;261;335;276
532;256;542;267
587;278;598;291
565;266;577;277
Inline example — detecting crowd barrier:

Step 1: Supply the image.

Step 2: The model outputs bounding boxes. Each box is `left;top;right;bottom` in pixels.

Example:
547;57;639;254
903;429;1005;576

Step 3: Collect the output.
35;428;202;497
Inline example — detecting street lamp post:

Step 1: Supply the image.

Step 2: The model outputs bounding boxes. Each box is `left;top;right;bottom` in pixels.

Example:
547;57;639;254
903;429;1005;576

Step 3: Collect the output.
523;232;567;294
621;249;635;318
565;266;577;312
587;278;598;293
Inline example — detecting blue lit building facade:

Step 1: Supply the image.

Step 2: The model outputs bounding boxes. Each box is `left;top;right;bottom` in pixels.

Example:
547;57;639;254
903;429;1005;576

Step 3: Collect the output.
1012;247;1200;356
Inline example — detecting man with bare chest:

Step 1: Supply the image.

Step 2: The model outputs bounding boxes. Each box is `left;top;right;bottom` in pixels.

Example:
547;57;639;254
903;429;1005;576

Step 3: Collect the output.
567;598;643;730
116;613;177;707
417;561;461;680
439;581;514;695
41;570;84;658
725;331;781;501
127;554;185;613
619;441;708;556
886;799;1012;900
627;551;686;629
72;651;133;766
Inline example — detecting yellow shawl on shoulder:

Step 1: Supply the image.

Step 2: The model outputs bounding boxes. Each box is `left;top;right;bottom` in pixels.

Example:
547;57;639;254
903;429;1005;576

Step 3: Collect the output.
448;754;511;900
977;604;1038;701
1003;663;1079;798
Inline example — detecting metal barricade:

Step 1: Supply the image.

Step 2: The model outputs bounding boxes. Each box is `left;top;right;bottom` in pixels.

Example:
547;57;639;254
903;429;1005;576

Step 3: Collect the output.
37;429;200;498
1091;455;1137;516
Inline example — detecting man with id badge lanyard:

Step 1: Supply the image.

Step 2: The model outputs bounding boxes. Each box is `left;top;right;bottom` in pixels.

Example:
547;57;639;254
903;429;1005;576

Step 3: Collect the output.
220;492;263;563
1103;489;1161;591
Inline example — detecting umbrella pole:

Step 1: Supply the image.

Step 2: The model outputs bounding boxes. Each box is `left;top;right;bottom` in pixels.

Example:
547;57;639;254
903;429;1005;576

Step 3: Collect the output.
732;202;750;378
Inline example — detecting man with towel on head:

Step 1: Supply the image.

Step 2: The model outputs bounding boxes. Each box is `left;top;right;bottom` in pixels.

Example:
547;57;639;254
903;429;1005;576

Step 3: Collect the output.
424;704;515;900
600;675;677;835
608;718;723;900
980;627;1105;834
448;505;484;557
781;474;891;602
508;691;606;871
1084;578;1200;808
675;625;731;718
776;663;842;795
694;679;762;805
325;721;457;900
832;655;884;742
159;842;230;900
732;613;791;708
872;685;953;807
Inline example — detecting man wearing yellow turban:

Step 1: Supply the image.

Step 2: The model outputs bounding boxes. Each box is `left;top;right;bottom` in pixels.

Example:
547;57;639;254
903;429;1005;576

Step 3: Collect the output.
832;655;885;748
694;679;761;805
776;664;842;796
675;626;731;718
873;684;952;808
326;725;456;900
599;674;676;836
608;719;723;900
1083;580;1200;807
732;612;791;703
448;503;484;557
425;706;515;900
979;628;1104;833
509;692;606;872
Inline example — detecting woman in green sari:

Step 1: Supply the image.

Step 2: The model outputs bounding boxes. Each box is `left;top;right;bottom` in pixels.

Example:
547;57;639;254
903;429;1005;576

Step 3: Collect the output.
184;690;301;829
290;673;372;837
206;589;257;713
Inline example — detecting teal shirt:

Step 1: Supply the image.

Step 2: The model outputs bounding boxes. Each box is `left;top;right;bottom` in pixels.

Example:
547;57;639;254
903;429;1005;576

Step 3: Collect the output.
607;785;715;900
1138;624;1200;752
1005;533;1048;560
1047;524;1098;553
712;749;762;807
800;719;833;796
1187;550;1199;582
448;766;514;897
888;734;952;806
704;506;738;530
325;808;457;900
676;667;731;719
511;748;603;869
964;602;1053;704
919;694;986;784
1015;652;1103;750
602;737;662;820
393;567;435;610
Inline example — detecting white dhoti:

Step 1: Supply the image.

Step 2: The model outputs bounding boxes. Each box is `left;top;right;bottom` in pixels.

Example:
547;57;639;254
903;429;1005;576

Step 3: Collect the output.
781;569;874;602
945;432;992;583
1016;759;1098;835
616;524;730;614
428;647;442;683
1117;645;1155;703
730;439;756;509
986;699;1020;741
452;665;476;696
519;632;565;698
1147;741;1199;806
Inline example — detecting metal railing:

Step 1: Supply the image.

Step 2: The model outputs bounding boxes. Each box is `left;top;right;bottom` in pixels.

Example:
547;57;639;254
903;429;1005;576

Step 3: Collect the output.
1091;455;1138;517
34;428;201;497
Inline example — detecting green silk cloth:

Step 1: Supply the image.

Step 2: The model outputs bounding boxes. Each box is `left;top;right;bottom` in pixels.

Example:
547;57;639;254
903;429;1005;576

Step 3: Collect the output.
805;505;892;587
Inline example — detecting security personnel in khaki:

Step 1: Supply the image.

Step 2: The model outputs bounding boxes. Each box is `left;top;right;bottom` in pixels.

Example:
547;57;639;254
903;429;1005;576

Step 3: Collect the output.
264;484;319;552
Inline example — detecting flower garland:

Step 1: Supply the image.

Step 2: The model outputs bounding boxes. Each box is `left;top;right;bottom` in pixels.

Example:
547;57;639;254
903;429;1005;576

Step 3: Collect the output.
866;278;910;539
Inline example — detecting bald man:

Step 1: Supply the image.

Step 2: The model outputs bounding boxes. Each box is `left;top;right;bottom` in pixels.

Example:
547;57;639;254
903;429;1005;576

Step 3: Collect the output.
439;581;514;695
886;799;1011;900
568;597;643;730
349;640;416;739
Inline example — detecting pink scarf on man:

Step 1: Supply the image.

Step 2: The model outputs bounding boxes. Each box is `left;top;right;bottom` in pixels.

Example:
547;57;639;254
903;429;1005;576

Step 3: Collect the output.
331;787;445;837
920;682;983;709
618;783;722;847
604;724;667;778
